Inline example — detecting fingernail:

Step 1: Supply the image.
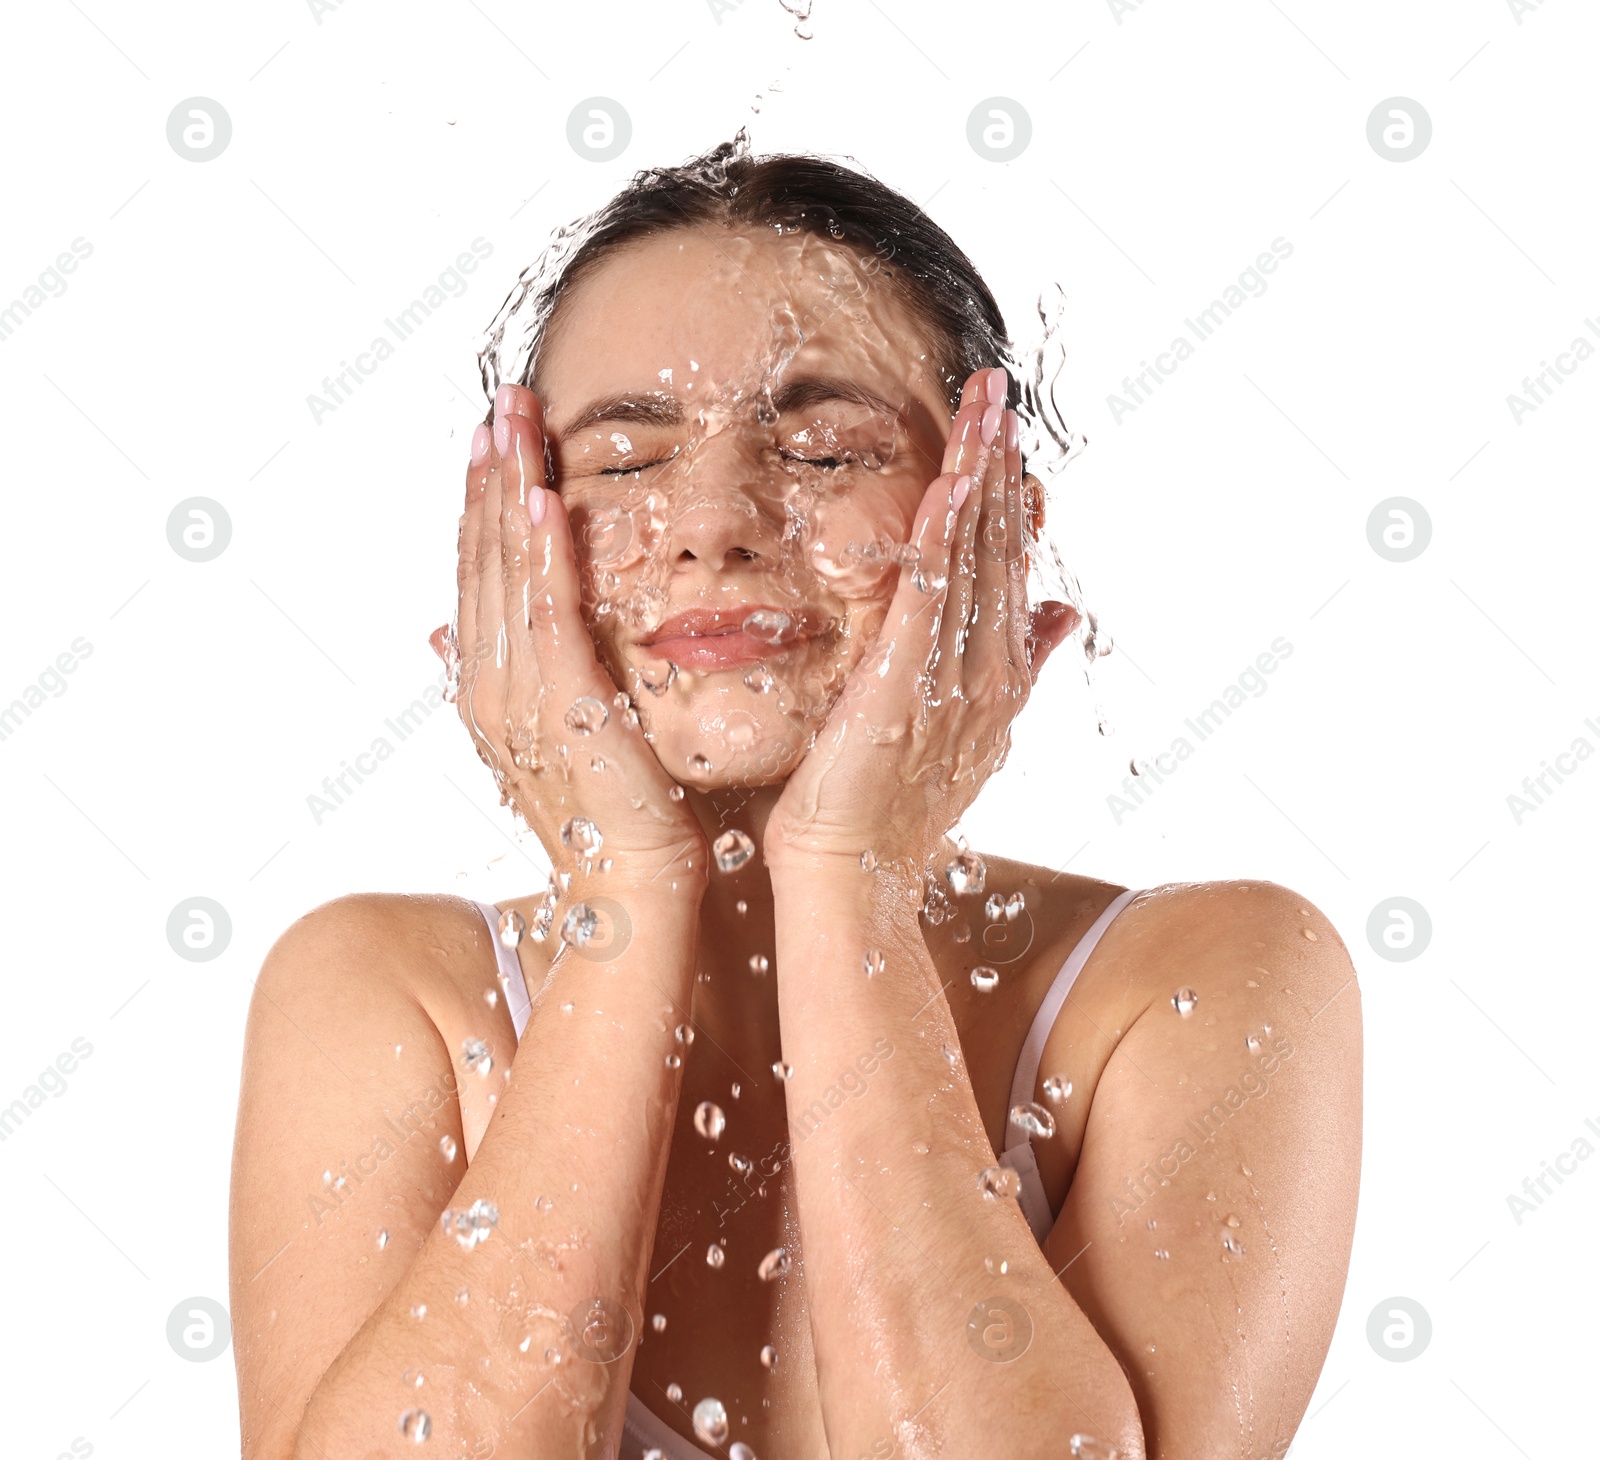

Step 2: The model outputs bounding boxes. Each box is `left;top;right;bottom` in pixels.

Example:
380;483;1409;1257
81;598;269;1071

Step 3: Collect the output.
494;384;517;418
1004;408;1019;452
951;474;972;512
526;485;547;526
981;403;1002;446
985;368;1008;406
494;417;510;456
470;423;492;464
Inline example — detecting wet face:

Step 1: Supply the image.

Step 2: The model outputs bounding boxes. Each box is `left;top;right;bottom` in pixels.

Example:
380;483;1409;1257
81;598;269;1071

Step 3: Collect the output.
534;226;961;788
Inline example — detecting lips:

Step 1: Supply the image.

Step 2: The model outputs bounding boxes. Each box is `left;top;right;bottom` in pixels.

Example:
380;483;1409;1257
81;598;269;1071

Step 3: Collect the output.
638;604;815;671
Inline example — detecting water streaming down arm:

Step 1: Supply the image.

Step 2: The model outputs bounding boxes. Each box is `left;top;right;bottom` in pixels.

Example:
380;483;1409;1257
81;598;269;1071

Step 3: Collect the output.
230;878;706;1460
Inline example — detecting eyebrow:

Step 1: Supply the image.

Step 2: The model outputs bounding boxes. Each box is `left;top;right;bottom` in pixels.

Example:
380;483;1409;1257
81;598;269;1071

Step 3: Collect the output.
554;374;903;437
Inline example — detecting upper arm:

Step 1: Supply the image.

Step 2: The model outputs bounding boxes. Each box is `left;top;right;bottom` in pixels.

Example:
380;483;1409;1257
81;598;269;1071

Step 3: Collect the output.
1047;882;1362;1460
228;895;472;1460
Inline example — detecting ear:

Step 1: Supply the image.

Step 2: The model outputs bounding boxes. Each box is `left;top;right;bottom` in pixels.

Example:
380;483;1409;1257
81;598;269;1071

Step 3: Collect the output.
1025;600;1081;681
1020;472;1047;576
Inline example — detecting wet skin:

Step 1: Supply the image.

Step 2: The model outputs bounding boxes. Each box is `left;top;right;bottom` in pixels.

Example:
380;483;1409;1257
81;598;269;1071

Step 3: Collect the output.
229;228;1363;1460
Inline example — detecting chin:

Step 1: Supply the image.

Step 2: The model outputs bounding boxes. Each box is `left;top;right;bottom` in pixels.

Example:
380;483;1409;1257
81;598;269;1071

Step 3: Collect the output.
648;715;811;790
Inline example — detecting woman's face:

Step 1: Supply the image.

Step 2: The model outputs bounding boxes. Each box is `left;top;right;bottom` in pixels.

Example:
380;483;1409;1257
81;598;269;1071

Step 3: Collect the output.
534;225;962;788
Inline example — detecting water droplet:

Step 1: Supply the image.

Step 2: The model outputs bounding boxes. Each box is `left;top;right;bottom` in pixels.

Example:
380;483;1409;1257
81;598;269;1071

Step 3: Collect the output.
984;1255;1009;1275
1068;1435;1121;1460
398;1409;432;1443
735;898;748;915
731;1082;741;1099
564;696;609;735
860;849;878;872
687;752;714;777
560;1000;574;1014
1303;927;1319;941
760;1344;778;1370
675;1024;695;1048
461;1038;493;1076
410;1303;428;1320
772;1060;793;1081
666;1382;683;1404
1004;891;1025;922
977;1164;1022;1199
912;1140;930;1155
694;1101;726;1141
742;609;791;643
1042;1074;1072;1103
970;965;999;992
640;661;678;696
666;1052;681;1070
652;1313;667;1332
483;987;499;1008
749;953;770;975
377;1228;389;1249
1241;1163;1253;1177
862;947;885;978
713;828;756;872
497;908;526;948
743;664;775;692
560;902;598;946
560;817;604;856
728;1153;753;1176
1245;1033;1262;1053
1009;1101;1056;1139
1171;987;1199;1017
439;1198;499;1249
757;1247;790;1281
1154;1248;1170;1260
944;850;987;896
706;1245;726;1270
439;1135;457;1162
693;1397;730;1446
1223;1233;1245;1257
984;893;1006;922
730;1444;757;1460
455;1287;469;1305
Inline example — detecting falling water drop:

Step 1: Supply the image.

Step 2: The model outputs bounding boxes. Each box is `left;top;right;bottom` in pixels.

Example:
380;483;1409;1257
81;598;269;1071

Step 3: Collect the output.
706;1245;726;1270
564;696;609;735
439;1135;457;1162
560;817;604;856
560;902;598;946
398;1409;432;1443
760;1344;778;1370
944;850;987;896
757;1247;791;1281
1171;987;1199;1017
977;1165;1022;1199
713;829;756;872
984;893;1006;923
693;1397;730;1447
1009;1102;1056;1139
1042;1074;1072;1103
694;1101;726;1141
970;965;999;992
749;953;770;975
862;947;885;978
497;908;526;948
461;1038;493;1076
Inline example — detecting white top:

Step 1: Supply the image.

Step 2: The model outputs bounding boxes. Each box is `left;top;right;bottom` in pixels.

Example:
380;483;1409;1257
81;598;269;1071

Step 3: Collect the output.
473;886;1142;1459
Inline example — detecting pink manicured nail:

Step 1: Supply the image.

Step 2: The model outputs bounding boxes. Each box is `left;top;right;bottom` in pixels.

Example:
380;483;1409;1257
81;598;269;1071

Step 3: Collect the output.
494;384;517;418
951;474;972;512
980;404;1002;446
526;485;547;526
470;423;492;464
985;368;1008;406
1004;408;1019;452
494;417;510;455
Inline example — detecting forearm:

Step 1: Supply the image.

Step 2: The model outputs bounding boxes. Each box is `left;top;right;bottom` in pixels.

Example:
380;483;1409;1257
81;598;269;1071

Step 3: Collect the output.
771;856;1144;1459
295;873;703;1458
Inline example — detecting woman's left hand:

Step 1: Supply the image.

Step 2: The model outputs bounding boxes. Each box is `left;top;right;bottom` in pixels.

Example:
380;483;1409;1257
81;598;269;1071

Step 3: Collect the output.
765;366;1080;872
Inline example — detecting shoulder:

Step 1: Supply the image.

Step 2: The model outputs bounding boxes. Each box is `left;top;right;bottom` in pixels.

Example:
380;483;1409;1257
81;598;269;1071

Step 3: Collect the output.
249;891;507;1038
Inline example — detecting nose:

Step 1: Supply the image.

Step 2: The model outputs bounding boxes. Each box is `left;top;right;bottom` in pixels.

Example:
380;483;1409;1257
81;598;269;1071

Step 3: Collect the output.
662;431;786;572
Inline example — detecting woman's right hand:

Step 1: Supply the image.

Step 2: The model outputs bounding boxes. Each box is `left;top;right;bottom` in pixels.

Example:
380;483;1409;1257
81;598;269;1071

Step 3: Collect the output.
431;383;707;891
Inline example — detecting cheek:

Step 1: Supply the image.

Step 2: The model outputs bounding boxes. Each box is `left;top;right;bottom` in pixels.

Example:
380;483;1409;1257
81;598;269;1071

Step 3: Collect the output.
803;480;919;601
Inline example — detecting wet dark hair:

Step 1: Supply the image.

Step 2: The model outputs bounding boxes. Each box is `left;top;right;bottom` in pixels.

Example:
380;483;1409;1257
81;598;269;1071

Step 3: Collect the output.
491;137;1019;412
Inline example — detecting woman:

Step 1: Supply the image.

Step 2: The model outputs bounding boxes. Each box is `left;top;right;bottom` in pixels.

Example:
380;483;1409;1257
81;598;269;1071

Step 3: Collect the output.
229;141;1362;1460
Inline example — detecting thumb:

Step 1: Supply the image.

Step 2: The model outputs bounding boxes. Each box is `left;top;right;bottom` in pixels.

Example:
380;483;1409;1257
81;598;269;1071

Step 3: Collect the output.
1025;601;1079;681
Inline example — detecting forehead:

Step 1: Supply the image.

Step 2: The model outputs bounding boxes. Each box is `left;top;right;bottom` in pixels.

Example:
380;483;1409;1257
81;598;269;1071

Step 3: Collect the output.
536;226;946;427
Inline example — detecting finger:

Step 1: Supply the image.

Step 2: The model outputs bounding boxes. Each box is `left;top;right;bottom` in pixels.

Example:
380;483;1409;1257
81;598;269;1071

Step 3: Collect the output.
1025;601;1079;681
1001;409;1033;677
455;421;493;724
466;418;510;765
962;389;1017;689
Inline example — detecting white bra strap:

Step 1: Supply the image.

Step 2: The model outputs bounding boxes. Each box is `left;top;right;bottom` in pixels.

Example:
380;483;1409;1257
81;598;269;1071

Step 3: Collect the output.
475;901;533;1040
1003;888;1142;1153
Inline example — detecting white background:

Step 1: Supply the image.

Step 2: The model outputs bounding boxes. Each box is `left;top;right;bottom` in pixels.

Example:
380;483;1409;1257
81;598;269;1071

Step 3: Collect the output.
1;0;1595;1455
